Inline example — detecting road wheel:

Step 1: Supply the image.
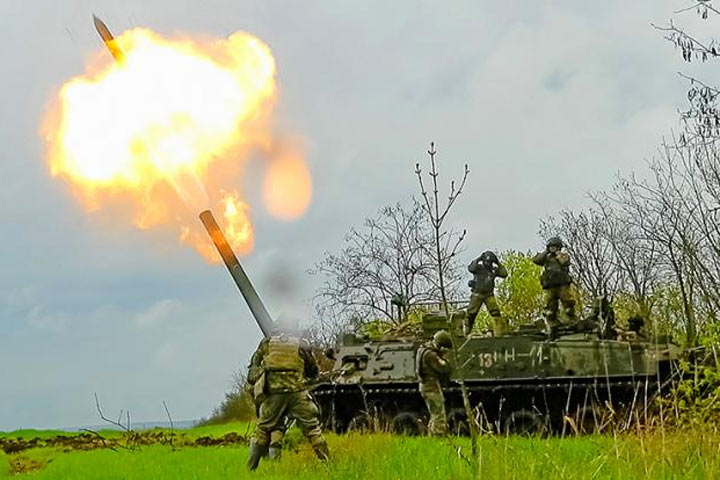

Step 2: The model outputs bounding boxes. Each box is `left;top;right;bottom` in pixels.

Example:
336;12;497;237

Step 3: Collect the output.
391;411;425;436
347;413;374;433
447;408;470;436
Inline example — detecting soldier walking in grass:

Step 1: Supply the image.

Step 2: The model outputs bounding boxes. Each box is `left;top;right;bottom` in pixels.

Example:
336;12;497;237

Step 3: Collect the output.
532;237;576;336
246;317;329;471
416;330;453;435
467;250;509;336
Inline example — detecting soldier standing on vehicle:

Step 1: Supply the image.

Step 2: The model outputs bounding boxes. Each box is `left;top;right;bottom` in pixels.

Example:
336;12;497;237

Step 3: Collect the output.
618;314;648;342
466;250;509;336
246;317;329;471
532;237;576;335
416;330;453;435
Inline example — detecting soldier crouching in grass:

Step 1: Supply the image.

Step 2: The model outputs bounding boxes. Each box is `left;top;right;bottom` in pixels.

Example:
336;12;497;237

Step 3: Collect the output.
246;316;329;471
416;330;453;435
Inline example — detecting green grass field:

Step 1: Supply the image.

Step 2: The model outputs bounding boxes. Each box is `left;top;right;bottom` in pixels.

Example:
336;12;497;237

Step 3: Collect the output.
2;422;719;479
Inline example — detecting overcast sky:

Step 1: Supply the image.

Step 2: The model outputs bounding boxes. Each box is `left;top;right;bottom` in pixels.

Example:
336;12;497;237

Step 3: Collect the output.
0;0;698;429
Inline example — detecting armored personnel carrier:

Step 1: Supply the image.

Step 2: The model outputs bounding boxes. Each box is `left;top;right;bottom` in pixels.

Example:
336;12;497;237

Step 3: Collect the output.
199;210;681;435
312;309;681;435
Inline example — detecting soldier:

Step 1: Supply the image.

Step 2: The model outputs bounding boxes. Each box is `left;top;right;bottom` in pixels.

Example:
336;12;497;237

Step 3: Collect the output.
587;296;617;339
467;250;509;335
246;317;329;471
248;380;290;460
628;315;646;338
532;237;576;335
618;314;648;341
416;330;453;435
244;374;289;461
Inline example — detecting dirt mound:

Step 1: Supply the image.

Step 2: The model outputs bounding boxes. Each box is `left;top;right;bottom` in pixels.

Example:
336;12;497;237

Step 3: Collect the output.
0;430;249;455
194;432;246;447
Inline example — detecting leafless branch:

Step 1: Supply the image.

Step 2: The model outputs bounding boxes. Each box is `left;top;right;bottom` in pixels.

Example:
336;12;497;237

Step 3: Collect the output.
94;393;132;433
162;401;174;431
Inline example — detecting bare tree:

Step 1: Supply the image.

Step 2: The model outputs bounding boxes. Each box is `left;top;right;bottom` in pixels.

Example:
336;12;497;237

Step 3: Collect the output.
605;152;702;346
415;142;479;461
414;143;468;309
662;2;720;333
589;197;663;320
310;200;462;334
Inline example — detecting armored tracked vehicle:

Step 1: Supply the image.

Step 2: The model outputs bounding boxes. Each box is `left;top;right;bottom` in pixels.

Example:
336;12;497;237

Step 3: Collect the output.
199;210;681;435
313;310;681;435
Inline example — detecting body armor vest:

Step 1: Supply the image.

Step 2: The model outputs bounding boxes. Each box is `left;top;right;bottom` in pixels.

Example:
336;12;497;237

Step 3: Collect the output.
541;254;571;288
264;335;304;373
472;265;497;295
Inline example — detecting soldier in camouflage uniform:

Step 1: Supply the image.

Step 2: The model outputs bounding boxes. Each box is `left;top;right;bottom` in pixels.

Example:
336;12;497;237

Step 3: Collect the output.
246;377;289;461
416;330;453;435
588;296;617;339
467;251;508;336
246;323;329;471
620;314;648;341
532;237;576;335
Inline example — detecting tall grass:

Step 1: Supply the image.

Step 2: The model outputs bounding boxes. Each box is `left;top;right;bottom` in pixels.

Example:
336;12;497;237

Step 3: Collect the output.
3;427;720;479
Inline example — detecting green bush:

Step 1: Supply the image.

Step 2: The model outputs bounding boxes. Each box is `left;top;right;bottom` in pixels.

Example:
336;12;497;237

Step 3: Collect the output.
663;350;720;429
201;378;256;425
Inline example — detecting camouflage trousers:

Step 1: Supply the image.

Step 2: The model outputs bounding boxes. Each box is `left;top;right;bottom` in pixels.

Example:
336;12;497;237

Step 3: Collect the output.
419;382;447;436
467;293;507;336
254;396;287;453
269;428;286;449
543;285;576;326
253;390;326;448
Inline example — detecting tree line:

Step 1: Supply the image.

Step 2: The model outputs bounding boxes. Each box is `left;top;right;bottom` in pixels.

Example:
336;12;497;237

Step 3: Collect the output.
310;2;720;348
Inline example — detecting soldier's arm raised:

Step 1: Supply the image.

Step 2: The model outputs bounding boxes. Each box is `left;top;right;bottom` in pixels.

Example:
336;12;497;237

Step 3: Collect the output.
468;258;480;273
557;251;570;266
300;342;319;379
532;252;547;266
426;350;451;376
495;263;508;278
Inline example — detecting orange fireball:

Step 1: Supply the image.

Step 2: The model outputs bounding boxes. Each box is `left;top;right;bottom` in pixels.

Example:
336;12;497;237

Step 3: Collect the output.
42;26;312;261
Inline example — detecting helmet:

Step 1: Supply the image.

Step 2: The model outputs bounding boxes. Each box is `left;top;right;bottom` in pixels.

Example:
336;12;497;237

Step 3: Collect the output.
432;330;453;349
546;237;564;248
628;315;645;333
479;251;498;263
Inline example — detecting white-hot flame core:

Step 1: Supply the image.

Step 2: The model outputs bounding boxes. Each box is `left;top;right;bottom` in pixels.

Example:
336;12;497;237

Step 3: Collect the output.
43;28;312;261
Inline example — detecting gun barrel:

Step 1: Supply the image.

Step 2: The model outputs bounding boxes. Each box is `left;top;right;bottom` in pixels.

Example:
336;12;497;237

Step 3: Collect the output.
199;210;273;337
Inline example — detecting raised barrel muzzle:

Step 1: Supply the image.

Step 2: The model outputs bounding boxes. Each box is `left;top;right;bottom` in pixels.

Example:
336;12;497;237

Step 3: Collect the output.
199;210;273;337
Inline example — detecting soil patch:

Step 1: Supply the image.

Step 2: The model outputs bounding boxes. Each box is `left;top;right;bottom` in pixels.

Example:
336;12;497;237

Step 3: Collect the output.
8;455;47;476
0;430;250;455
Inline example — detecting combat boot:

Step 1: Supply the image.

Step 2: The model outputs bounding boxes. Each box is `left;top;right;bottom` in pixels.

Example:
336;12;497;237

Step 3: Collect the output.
545;318;559;340
312;441;330;461
247;441;268;471
268;444;282;461
492;317;508;337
